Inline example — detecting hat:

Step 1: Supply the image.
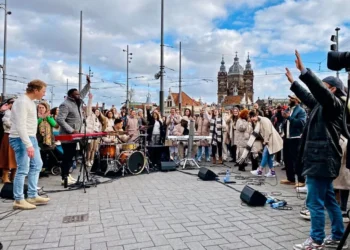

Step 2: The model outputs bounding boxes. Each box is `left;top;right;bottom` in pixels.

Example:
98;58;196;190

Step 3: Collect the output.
322;76;346;95
288;95;301;103
322;76;346;96
232;106;239;111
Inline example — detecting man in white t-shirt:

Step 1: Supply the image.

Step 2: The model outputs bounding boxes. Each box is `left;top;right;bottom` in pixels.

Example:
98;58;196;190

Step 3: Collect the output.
9;80;50;210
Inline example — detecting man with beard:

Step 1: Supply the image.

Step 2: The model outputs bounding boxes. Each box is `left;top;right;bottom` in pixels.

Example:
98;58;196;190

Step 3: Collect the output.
57;76;91;186
280;95;306;187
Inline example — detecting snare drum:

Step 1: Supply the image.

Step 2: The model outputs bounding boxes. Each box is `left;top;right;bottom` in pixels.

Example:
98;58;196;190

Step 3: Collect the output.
122;143;138;151
99;143;116;159
118;151;145;175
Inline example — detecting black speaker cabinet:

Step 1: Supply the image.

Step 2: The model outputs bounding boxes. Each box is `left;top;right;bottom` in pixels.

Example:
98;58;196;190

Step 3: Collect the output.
198;167;218;181
0;183;28;200
160;161;177;171
148;146;170;168
240;185;267;206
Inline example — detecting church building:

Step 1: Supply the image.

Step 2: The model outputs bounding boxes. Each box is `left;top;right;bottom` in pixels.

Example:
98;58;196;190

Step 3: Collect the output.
217;53;254;108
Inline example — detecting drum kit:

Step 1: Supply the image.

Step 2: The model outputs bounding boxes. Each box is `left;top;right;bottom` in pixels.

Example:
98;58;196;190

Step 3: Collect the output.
94;129;151;177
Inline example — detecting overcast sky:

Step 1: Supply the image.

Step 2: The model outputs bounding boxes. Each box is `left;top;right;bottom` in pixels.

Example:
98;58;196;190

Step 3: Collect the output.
2;0;350;109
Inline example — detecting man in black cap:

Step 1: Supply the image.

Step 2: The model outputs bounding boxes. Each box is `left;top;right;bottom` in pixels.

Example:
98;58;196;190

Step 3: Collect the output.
286;50;345;250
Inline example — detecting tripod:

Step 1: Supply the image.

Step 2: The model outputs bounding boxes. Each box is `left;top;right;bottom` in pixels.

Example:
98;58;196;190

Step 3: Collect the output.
337;210;350;249
70;120;95;193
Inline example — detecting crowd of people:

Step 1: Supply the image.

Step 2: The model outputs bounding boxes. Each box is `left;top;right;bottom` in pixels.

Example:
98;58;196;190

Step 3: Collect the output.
0;50;350;249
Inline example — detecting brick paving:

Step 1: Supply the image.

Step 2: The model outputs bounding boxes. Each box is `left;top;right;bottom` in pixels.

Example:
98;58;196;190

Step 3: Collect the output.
0;162;336;250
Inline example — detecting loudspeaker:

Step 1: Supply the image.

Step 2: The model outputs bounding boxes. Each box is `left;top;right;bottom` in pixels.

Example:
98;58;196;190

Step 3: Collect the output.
147;146;170;168
240;185;267;206
0;183;28;200
160;161;177;171
198;167;218;181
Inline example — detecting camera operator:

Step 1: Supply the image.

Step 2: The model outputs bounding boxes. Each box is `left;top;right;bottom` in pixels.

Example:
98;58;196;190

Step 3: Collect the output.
285;50;346;250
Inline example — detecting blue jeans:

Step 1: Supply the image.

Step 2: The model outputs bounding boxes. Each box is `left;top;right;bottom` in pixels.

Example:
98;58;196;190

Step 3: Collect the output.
306;176;344;244
197;146;209;159
9;137;43;200
260;146;273;169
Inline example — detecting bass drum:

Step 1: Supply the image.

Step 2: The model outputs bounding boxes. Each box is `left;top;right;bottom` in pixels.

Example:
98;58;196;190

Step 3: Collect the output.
118;151;145;175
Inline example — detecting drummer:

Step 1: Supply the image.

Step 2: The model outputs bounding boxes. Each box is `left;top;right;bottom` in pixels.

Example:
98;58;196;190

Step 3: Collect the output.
113;118;131;155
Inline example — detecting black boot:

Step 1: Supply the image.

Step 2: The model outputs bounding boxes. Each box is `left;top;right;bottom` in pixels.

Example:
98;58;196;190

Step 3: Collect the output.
238;164;245;172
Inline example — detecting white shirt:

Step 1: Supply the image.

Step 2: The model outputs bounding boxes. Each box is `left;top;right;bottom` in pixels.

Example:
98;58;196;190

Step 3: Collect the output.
9;94;37;148
152;120;161;135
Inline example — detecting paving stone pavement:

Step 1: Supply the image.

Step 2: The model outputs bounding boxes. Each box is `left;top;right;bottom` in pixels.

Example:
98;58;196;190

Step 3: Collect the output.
0;162;340;250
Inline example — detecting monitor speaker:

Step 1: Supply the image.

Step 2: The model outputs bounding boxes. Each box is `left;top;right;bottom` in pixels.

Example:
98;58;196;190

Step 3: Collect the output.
198;167;218;181
147;146;170;168
160;161;177;171
0;183;28;200
240;185;267;206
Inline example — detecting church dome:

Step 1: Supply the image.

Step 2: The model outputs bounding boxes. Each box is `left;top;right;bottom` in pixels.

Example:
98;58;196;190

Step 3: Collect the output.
228;53;244;75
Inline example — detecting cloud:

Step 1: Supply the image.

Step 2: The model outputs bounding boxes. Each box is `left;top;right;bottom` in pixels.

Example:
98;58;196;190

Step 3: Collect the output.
2;0;350;109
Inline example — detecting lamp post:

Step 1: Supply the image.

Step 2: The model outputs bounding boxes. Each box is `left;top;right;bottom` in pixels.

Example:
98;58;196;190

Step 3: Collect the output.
159;0;164;115
1;0;11;100
123;45;132;109
78;11;83;91
330;27;340;79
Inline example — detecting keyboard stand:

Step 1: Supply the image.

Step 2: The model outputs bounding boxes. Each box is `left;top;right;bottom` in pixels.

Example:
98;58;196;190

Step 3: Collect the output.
179;120;200;169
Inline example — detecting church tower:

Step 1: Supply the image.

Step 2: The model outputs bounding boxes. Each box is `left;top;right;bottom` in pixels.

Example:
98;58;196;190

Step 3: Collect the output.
243;53;254;103
217;55;228;104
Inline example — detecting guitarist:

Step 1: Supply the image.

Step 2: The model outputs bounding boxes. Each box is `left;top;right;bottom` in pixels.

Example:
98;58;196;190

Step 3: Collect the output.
57;75;91;186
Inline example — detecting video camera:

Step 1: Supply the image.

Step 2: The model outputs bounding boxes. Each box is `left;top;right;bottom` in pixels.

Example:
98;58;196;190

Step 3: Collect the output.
327;51;350;71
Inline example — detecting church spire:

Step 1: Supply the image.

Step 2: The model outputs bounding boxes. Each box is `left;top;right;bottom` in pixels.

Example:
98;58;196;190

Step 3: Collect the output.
220;55;226;72
245;52;252;70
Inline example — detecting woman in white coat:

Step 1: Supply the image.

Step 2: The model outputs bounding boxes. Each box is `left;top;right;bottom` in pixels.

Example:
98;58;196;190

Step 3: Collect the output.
249;110;283;177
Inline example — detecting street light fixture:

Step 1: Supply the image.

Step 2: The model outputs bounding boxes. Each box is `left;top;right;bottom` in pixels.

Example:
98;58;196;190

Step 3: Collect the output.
0;0;11;100
123;45;132;109
330;27;340;79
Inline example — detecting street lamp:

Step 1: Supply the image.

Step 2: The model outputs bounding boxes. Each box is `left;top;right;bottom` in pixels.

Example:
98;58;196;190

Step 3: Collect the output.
330;27;340;79
123;45;132;109
0;0;11;100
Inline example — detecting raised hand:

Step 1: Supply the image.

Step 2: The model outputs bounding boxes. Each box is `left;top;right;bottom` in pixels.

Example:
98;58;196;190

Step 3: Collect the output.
285;68;294;84
88;93;93;99
295;50;305;72
86;75;91;84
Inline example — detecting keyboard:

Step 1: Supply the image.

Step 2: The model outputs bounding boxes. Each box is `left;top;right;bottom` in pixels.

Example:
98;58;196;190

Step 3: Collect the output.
55;132;107;142
167;136;211;141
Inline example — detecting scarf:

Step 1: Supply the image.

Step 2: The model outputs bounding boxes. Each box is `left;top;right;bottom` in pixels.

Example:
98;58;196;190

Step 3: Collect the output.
209;117;222;146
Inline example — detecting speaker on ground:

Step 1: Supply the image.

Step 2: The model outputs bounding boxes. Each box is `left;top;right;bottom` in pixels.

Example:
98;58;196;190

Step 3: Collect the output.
198;167;218;181
240;185;267;206
160;161;177;171
147;146;170;169
0;183;28;200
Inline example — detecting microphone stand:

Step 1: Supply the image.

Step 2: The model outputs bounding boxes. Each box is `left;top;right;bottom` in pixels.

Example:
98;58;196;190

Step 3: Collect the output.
71;117;94;193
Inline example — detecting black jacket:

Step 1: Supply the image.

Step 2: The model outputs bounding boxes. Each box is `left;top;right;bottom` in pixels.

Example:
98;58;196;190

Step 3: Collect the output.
291;69;344;178
146;109;165;142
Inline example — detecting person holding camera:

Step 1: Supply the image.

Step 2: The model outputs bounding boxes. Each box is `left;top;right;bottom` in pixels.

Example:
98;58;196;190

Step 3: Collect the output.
286;50;346;250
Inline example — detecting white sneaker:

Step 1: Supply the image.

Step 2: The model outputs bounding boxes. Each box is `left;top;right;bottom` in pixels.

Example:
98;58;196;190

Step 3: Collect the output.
61;178;75;186
296;186;308;193
68;175;76;182
265;171;276;178
250;169;262;176
300;208;310;220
